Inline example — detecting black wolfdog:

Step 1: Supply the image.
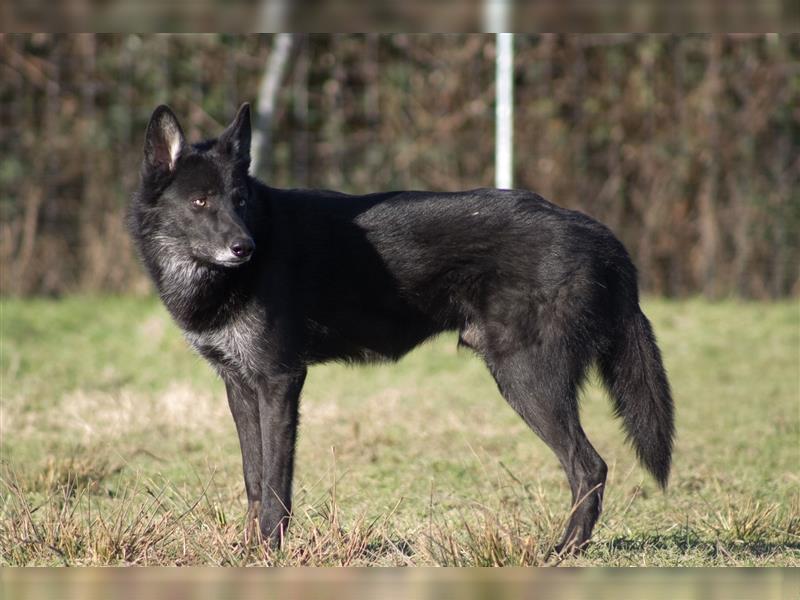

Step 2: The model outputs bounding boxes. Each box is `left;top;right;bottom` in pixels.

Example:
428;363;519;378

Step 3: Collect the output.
128;103;674;554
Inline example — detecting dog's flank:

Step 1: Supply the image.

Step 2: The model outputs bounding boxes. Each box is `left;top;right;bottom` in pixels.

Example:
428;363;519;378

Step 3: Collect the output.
129;103;674;554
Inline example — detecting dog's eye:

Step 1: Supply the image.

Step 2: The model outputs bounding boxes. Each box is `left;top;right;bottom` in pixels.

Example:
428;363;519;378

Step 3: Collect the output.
237;197;246;207
193;197;207;208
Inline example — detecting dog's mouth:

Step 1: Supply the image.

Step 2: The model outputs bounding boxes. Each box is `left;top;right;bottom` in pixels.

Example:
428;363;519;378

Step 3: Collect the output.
208;249;253;267
215;254;252;267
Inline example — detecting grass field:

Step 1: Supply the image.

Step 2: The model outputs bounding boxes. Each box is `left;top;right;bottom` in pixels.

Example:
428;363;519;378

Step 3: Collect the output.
1;296;798;566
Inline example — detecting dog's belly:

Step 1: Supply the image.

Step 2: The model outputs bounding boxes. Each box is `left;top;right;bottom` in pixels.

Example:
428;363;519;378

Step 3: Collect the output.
303;307;445;365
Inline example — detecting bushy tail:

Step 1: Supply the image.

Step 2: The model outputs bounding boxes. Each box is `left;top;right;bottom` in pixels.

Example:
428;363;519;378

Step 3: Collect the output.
599;309;674;488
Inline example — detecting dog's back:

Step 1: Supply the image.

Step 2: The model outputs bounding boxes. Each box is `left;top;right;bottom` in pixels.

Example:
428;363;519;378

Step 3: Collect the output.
260;186;637;365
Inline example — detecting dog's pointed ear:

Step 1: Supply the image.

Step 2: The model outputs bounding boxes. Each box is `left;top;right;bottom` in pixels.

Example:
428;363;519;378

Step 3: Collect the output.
218;103;251;166
143;105;185;174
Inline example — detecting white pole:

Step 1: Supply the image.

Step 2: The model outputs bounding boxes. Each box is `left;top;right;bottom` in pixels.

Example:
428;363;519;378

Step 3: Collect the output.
495;32;514;190
484;1;514;190
482;0;509;33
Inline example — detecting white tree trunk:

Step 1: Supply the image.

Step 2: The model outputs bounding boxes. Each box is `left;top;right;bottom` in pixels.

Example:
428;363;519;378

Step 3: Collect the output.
251;33;294;179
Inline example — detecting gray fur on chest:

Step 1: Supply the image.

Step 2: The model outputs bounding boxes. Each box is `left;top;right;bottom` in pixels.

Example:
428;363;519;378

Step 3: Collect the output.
185;312;263;375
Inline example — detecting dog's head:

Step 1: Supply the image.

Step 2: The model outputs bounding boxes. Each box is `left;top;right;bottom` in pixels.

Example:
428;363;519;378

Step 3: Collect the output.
137;103;256;267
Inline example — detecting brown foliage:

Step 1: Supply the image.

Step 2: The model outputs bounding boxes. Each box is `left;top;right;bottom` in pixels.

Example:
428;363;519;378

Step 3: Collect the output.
1;34;797;297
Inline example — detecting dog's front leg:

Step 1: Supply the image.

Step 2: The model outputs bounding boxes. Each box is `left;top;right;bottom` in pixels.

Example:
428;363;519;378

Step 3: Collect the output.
222;374;263;544
256;367;307;547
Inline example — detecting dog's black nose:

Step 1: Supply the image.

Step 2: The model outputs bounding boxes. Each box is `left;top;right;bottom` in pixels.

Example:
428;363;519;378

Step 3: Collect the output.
230;238;255;258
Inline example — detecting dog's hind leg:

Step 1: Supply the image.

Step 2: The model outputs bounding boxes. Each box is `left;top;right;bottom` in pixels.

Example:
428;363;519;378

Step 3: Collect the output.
483;340;607;555
223;375;263;543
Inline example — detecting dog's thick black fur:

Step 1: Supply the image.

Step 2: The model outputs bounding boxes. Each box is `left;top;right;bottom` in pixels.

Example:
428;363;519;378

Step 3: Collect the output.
129;103;674;554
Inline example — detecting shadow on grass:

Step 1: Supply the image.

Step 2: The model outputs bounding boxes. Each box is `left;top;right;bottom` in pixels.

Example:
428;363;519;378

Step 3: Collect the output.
599;531;800;559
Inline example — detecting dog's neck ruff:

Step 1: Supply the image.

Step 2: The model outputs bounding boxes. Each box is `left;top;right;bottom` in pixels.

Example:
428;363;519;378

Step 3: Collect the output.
148;238;245;332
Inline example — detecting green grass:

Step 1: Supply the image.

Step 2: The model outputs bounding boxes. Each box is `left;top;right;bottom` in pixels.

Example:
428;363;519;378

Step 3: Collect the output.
1;296;798;565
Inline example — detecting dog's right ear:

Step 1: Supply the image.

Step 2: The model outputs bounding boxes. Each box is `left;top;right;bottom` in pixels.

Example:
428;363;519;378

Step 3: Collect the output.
143;105;185;174
218;103;251;167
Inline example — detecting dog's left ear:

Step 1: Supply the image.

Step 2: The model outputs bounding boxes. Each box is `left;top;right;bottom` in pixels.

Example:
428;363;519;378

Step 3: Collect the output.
219;103;251;167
